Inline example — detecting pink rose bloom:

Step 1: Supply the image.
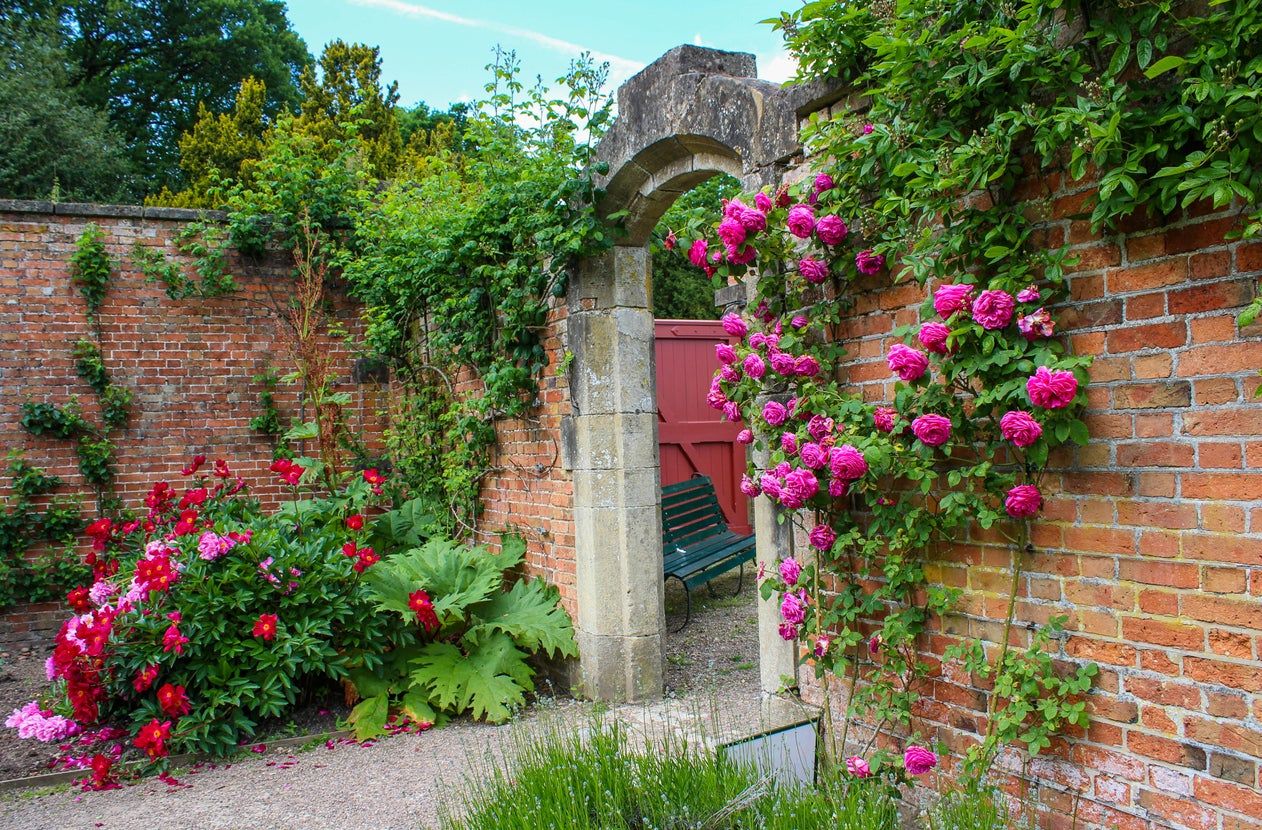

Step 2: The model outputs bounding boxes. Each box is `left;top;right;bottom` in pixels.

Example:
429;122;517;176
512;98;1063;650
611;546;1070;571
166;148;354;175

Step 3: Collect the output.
781;433;798;455
862;123;874;135
816;215;848;245
798;257;829;284
1005;484;1042;518
717;216;747;249
762;401;788;427
828;444;868;481
855;249;884;274
794;355;821;377
814;635;831;658
791;314;809;330
904;745;938;776
715;343;737;365
778;622;797;641
719;364;741;382
887;343;929;382
1017;285;1041;303
754;192;773;213
808;524;836;551
807;415;833;441
760;474;782;501
723;199;745;219
780;589;808;623
933;283;974;318
828;479;849;498
749;332;768;351
971;289;1015;330
813;173;834;193
743;353;766;379
727;244;757;266
869;633;882;655
738;206;767;233
786;204;816;238
688;239;709;268
739;474;760;497
779;557;802;586
917;322;951;355
766;333;780;351
771;352;797;375
999;411;1043;448
846;756;872;778
721;313;748;339
873;407;897;433
780;468;820;509
1018;308;1055;340
911;414;952;447
1027;366;1078;409
722;401;740;422
737;429;753;445
800;442;827;469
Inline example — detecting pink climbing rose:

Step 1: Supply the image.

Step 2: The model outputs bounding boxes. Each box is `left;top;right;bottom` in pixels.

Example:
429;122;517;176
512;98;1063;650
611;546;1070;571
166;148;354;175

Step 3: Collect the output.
873;407;897;433
780;589;808;624
770;352;797;375
794;355;820;377
904;745;938;775
911;414;952;447
855;249;885;275
815;215;848;245
971;289;1015;330
828;444;868;481
917;322;951;355
688;239;708;268
739;474;759;497
1017;285;1041;303
736;429;753;445
1005;484;1042;518
808;524;836;551
778;622;797;640
933;283;974;318
721;313;748;339
779;558;802;586
999;411;1043;448
743;353;766;380
754;192;773;213
717;216;747;249
798;257;828;284
807;415;833;441
762;401;788;427
781;433;798;455
813;173;834;194
786;204;816;238
800;442;827;469
738;206;767;233
715;343;736;365
1027;366;1078;409
1018;308;1055;340
887;343;929;382
780;468;819;509
846;756;872;778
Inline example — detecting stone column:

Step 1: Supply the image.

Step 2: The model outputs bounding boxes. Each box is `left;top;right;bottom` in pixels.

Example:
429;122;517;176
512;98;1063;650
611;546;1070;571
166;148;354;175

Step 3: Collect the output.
752;444;799;696
566;246;664;702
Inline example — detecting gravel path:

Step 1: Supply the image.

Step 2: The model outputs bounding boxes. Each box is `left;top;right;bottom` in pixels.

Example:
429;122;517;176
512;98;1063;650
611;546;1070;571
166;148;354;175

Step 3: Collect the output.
1;571;763;830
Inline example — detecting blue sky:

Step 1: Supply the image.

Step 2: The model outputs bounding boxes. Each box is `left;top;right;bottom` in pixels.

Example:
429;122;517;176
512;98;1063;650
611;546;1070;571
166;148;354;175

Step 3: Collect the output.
286;0;795;110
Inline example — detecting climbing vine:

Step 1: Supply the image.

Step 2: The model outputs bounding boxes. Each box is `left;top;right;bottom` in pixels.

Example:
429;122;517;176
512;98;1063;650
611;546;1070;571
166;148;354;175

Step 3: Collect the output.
130;222;237;300
69;224;112;323
0;452;87;610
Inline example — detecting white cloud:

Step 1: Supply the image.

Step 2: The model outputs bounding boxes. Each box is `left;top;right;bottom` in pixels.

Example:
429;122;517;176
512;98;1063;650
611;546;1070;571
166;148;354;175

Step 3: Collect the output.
757;49;798;84
350;0;646;78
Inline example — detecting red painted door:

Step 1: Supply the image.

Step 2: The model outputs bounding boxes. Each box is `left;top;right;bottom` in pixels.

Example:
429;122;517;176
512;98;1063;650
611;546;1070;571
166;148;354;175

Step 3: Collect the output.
655;319;752;535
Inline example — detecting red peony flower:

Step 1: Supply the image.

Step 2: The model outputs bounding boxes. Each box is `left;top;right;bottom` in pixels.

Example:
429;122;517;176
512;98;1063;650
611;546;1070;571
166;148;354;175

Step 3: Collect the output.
134;719;172;760
345;514;364;531
179;487;208;509
66;586;93;614
352;548;379;574
407;590;440;633
362;468;385;495
253;613;278;641
342;541;358;558
87;753;116;790
157;683;190;718
282;464;304;486
212;459;232;479
269;459;293;474
173;508;200;537
181;455;207;476
133;665;159;693
162;624;188;655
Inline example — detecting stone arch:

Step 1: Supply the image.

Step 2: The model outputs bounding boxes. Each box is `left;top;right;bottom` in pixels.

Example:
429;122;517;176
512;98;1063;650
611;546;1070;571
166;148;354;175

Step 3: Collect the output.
567;45;808;702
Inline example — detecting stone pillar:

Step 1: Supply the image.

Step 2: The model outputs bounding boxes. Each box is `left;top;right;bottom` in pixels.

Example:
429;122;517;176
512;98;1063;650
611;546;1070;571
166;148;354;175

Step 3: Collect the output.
753;443;799;696
567;246;664;702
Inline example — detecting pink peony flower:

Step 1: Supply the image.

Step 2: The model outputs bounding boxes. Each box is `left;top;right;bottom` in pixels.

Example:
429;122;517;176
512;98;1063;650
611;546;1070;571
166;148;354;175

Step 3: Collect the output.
780;589;808;624
1005;484;1042;518
779;558;802;586
846;756;872;778
1018;307;1055;340
1017;285;1041;303
798;257;829;284
917;322;951;355
715;343;737;365
971;289;1016;330
688;239;709;268
721;313;748;339
743;353;766;380
873;406;897;433
816;215;848;245
1027;366;1078;409
762;401;788;427
933;283;974;318
904;745;938;775
828;445;868;481
800;442;827;469
855;249;885;274
999;411;1043;448
808;524;836;551
781;433;798;455
786;204;816;238
737;429;754;445
887;343;929;382
911;414;952;447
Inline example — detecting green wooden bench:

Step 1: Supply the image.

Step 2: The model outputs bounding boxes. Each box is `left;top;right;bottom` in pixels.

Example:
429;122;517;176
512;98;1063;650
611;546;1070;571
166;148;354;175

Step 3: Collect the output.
661;475;756;631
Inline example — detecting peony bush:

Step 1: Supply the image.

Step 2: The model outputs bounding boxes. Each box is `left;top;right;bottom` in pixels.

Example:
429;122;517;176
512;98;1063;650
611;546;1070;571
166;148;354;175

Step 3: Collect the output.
7;453;574;788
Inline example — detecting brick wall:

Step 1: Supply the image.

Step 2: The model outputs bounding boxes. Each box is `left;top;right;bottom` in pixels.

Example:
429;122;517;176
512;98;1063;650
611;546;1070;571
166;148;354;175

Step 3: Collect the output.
789;160;1262;828
0;202;387;638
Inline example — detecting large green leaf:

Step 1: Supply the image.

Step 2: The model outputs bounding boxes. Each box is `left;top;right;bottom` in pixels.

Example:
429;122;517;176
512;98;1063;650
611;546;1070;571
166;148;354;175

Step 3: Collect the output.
370;498;439;551
346;692;389;741
465;578;577;658
365;537;503;622
408;633;531;723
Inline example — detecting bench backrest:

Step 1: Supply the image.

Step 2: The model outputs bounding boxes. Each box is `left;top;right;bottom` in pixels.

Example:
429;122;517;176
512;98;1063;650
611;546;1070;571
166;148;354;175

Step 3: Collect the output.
661;476;729;549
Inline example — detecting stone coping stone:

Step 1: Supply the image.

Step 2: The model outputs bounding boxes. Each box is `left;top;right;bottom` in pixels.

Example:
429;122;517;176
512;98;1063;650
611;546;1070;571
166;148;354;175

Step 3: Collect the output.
0;199;225;222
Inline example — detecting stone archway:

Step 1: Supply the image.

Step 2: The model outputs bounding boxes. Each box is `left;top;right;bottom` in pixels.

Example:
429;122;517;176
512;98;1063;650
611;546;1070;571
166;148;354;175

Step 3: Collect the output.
567;45;811;702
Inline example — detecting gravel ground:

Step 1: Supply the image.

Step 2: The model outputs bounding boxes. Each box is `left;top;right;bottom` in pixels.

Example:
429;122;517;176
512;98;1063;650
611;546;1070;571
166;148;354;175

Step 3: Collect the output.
0;653;57;780
0;572;762;830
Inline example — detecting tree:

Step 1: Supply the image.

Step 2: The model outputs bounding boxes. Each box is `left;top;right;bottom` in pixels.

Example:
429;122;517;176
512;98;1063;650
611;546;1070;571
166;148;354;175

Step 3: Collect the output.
21;0;310;192
650;175;740;320
0;16;133;202
296;41;403;178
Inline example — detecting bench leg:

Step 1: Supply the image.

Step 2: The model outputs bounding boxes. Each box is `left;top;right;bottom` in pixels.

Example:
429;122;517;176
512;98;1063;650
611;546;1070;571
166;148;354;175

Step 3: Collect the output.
667;576;691;633
733;561;745;596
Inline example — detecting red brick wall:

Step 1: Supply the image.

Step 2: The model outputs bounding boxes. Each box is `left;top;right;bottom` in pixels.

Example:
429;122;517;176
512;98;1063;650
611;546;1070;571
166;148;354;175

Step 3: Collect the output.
794;167;1262;828
0;202;387;590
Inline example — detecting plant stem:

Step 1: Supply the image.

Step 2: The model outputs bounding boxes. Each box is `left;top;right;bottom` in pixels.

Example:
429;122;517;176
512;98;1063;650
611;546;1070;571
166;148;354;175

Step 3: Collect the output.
982;519;1029;758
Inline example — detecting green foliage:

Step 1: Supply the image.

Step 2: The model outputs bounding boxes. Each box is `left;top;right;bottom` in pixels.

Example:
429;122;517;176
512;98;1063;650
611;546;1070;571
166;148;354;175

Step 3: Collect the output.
249;368;285;440
350;534;577;733
926;786;1015;830
99;386;133;431
75;436;115;487
131;223;237;301
70;225;113;322
0;452;85;610
21;399;86;440
445;719;900;830
73;339;110;395
651;175;740;320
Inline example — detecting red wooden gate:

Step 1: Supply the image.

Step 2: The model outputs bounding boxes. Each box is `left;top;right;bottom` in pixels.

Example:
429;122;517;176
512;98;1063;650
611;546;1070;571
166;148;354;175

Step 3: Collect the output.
655;319;752;535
